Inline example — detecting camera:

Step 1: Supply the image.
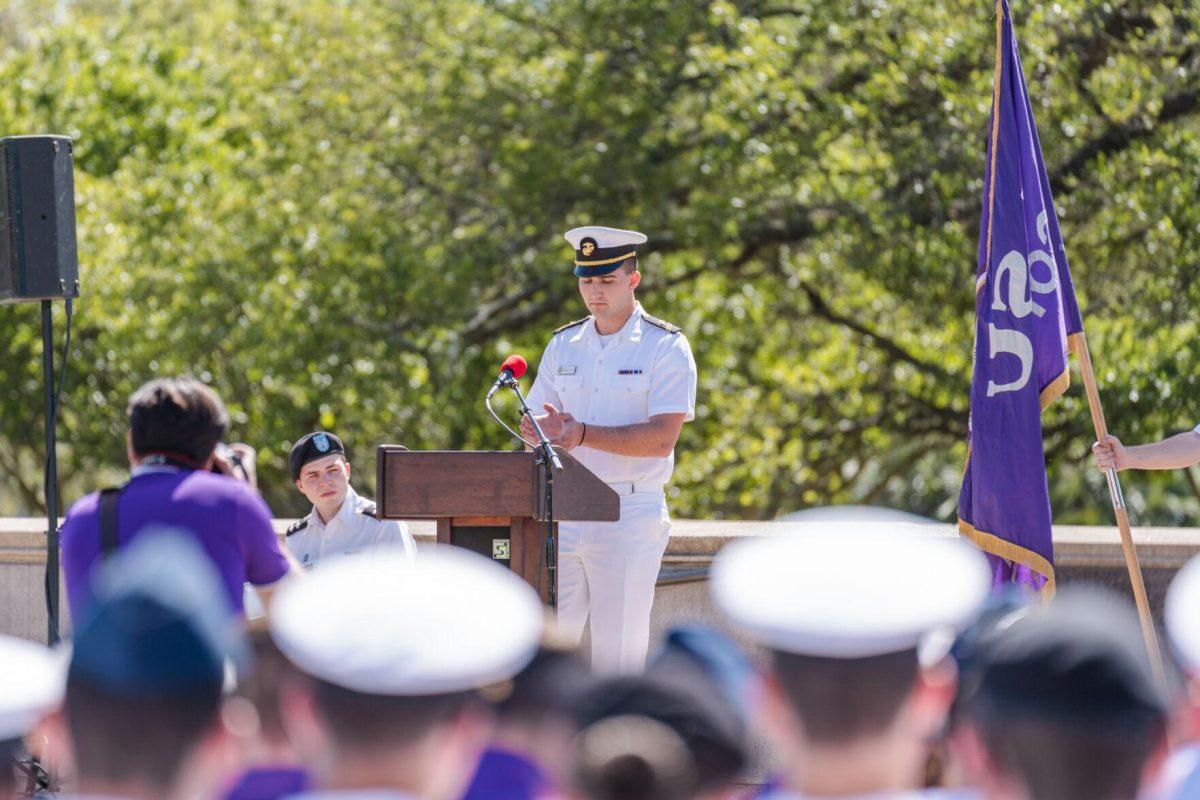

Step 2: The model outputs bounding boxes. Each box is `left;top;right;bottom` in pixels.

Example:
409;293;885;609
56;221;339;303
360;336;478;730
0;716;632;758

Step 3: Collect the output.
214;442;243;467
211;442;251;484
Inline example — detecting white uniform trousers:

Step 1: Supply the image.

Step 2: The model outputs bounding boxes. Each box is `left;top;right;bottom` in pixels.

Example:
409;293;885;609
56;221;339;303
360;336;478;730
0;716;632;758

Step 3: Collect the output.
556;490;670;673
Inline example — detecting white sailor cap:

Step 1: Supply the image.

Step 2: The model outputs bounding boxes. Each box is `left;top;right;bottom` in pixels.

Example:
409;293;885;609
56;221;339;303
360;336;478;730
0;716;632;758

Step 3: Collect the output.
269;547;544;695
1166;553;1200;674
565;226;648;278
0;635;65;740
712;527;991;659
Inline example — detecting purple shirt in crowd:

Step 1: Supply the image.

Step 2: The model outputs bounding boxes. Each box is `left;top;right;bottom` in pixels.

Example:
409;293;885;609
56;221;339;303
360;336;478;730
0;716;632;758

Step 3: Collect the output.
461;747;557;800
223;765;310;800
60;466;290;620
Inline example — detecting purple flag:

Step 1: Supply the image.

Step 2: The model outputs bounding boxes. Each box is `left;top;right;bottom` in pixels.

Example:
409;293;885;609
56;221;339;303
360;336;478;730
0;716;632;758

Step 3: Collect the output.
958;0;1084;597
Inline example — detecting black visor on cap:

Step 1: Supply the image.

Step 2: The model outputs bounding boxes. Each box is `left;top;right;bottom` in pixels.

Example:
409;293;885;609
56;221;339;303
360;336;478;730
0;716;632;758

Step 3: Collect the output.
573;241;638;278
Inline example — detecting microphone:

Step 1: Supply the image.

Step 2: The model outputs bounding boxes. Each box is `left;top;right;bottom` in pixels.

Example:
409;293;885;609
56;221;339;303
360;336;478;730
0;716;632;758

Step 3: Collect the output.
486;354;527;400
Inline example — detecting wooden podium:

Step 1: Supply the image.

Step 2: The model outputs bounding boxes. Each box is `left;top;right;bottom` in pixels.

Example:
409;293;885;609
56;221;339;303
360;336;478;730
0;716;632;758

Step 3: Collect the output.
375;446;619;602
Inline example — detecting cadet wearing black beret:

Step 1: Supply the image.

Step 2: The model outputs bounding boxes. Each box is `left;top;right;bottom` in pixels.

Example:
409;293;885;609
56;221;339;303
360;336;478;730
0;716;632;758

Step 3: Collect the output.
286;430;415;568
288;431;346;482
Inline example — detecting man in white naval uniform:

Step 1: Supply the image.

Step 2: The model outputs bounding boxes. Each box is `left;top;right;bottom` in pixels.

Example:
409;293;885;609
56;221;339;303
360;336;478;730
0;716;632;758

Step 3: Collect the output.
286;431;416;567
521;225;697;673
270;547;543;800
711;526;991;800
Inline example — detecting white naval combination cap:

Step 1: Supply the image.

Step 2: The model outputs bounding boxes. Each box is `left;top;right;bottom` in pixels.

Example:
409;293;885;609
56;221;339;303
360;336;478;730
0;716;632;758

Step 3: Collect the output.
711;525;991;659
270;547;544;695
0;635;65;740
1166;553;1200;675
565;226;648;277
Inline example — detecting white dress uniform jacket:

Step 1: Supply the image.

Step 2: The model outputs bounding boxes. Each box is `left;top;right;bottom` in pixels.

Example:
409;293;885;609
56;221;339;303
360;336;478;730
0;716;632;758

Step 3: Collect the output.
527;302;697;673
285;486;416;568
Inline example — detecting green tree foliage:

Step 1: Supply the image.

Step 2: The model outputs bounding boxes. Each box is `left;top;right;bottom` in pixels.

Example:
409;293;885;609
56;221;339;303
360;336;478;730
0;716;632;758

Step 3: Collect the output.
0;0;1196;522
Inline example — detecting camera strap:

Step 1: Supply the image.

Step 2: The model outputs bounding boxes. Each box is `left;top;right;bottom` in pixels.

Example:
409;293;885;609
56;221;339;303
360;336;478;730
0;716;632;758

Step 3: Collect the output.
98;486;126;560
97;458;196;559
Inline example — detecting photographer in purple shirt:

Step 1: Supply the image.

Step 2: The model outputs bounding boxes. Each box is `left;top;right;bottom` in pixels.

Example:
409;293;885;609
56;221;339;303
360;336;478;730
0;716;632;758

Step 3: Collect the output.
60;376;297;621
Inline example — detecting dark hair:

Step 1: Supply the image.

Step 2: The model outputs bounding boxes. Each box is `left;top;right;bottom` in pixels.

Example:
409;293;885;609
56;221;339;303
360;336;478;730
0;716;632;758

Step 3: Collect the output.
771;649;919;745
620;256;638;274
574;674;746;793
495;646;589;726
973;716;1165;800
239;627;298;743
574;716;697;800
127;376;229;465
64;672;223;791
311;679;478;751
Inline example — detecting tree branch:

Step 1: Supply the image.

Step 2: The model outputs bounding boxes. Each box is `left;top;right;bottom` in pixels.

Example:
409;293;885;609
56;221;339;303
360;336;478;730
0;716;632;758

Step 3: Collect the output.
861;438;942;506
796;280;955;383
1061;6;1157;83
1049;87;1200;194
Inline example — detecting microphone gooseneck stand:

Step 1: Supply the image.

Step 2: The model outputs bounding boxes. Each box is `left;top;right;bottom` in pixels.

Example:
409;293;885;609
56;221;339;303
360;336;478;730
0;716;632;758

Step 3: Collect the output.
512;382;562;608
484;377;563;608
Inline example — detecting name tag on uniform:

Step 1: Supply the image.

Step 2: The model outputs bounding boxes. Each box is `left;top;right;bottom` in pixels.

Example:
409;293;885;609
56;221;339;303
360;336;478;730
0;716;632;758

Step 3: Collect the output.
618;369;644;375
557;366;577;375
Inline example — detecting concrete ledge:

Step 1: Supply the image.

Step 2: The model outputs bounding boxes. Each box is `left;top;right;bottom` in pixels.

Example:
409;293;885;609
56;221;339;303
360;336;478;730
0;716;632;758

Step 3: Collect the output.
660;520;1200;567
2;518;1197;644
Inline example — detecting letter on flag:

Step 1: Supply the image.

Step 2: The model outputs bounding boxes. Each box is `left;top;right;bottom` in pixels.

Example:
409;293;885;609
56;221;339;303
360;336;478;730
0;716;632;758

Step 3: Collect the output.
957;0;1085;597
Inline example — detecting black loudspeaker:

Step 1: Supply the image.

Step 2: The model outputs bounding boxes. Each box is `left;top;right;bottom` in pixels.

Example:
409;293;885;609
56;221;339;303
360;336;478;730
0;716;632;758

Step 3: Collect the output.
0;135;79;304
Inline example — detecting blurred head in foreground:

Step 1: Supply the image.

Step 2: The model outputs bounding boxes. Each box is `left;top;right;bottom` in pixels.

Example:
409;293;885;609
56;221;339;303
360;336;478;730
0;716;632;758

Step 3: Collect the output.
711;526;991;797
952;585;1169;800
571;625;753;800
60;532;246;800
269;547;542;800
461;639;593;800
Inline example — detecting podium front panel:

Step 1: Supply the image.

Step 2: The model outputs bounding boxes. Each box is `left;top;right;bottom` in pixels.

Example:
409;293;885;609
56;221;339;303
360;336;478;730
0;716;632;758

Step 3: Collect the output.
377;449;534;518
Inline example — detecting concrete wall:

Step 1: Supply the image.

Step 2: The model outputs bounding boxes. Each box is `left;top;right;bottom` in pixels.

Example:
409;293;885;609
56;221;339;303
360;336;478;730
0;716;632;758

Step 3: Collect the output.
4;518;1198;646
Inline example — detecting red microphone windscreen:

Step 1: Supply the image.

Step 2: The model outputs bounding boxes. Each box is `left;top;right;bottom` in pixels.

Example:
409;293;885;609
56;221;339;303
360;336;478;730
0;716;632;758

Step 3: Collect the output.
501;354;527;379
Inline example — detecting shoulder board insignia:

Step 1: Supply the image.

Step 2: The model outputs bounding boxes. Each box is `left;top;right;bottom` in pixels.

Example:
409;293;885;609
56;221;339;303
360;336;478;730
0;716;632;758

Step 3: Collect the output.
358;501;379;520
286;515;311;537
554;317;589;335
641;313;682;334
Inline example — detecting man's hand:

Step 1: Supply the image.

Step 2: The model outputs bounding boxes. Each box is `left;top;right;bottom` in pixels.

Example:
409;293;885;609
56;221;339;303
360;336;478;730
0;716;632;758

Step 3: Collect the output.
519;403;585;450
214;442;259;488
1092;435;1126;472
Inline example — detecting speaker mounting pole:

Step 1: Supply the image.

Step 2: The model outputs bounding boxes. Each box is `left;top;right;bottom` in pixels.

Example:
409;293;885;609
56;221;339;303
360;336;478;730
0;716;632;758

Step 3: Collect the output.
41;300;59;644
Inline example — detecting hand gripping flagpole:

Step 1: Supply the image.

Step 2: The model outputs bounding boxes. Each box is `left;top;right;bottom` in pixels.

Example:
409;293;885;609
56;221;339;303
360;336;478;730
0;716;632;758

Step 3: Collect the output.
1073;332;1167;690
